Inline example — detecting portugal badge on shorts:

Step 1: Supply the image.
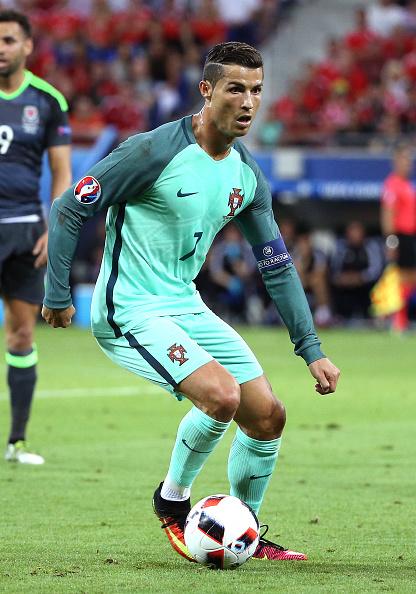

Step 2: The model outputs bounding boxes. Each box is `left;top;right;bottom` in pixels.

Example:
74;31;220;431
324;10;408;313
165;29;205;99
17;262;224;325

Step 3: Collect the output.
167;343;189;366
74;176;101;204
224;187;244;219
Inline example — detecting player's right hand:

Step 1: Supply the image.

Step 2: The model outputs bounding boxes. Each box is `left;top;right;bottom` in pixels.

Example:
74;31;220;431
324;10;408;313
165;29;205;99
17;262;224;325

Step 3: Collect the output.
41;305;76;328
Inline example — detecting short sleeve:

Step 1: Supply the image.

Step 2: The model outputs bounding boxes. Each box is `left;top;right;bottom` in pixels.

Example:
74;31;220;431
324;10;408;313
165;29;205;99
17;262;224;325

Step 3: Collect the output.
45;96;72;148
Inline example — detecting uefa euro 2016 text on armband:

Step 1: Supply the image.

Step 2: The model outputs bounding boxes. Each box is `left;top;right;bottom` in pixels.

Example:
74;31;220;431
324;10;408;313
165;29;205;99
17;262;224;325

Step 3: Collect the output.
258;253;290;270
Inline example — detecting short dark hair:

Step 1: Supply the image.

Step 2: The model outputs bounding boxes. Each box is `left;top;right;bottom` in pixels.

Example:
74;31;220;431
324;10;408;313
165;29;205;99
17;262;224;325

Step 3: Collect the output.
0;10;32;38
203;42;263;87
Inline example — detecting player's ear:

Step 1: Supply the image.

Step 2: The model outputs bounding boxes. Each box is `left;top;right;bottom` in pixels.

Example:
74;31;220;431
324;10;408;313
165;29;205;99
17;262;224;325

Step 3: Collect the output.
24;37;33;59
199;80;213;104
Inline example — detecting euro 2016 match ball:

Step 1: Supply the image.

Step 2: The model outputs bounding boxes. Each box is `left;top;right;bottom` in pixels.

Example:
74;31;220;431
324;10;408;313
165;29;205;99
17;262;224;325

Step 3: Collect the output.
184;494;260;569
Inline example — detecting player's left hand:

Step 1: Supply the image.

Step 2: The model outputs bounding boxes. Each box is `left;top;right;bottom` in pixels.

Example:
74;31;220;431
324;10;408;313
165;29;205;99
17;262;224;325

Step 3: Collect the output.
308;358;340;395
33;231;48;268
42;304;76;328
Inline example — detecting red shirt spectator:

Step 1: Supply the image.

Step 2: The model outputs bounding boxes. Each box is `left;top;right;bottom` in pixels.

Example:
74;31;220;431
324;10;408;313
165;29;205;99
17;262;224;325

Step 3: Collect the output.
271;94;297;126
102;85;146;136
334;49;370;101
192;18;227;46
39;8;84;42
382;28;414;60
85;8;115;48
113;4;153;44
344;8;379;54
382;173;416;234
70;95;105;145
403;50;416;82
192;0;227;45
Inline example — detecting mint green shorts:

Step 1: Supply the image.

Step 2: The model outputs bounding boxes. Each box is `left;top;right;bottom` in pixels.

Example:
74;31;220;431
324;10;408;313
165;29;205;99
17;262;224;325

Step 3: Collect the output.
96;311;263;400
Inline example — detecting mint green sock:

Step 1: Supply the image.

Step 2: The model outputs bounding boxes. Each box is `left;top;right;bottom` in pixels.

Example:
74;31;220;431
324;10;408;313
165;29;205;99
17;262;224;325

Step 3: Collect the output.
228;427;281;515
166;406;231;489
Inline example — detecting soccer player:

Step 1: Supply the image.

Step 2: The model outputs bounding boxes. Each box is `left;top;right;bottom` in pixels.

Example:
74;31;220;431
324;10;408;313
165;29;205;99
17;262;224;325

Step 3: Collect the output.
381;144;416;332
42;42;340;560
0;11;72;464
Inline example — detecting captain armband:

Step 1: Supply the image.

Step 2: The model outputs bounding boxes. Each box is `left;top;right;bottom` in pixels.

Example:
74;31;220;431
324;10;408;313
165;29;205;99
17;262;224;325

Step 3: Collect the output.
252;237;292;272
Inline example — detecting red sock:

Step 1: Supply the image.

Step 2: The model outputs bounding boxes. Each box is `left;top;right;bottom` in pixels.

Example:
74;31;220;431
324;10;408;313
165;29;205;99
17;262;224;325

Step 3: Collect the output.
392;283;413;331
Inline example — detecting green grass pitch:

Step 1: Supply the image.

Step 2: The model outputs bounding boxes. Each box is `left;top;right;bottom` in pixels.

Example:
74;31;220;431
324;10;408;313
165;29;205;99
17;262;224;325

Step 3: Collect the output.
0;325;415;593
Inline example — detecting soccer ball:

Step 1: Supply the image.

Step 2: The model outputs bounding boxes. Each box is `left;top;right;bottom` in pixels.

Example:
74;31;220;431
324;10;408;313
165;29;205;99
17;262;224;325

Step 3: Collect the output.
184;494;260;569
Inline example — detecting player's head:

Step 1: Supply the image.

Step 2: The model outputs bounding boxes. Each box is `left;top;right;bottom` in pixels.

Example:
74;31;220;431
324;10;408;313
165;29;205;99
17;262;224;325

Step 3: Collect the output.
0;11;33;79
393;143;413;178
200;42;264;139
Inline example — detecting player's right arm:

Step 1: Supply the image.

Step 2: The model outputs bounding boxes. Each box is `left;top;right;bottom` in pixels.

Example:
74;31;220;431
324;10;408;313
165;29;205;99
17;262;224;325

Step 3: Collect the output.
380;178;399;262
380;179;397;237
42;132;163;326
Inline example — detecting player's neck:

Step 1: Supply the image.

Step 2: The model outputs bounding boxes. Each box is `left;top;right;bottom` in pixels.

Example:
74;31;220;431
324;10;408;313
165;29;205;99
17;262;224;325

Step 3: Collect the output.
192;110;233;161
0;69;26;94
395;171;409;180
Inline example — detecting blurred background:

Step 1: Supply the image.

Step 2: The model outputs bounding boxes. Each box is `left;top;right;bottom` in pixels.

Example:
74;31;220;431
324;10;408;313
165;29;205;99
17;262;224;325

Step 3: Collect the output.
3;0;416;329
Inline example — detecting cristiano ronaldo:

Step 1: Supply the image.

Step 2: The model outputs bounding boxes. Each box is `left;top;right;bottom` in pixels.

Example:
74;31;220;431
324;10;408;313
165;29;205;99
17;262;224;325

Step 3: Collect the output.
42;41;340;563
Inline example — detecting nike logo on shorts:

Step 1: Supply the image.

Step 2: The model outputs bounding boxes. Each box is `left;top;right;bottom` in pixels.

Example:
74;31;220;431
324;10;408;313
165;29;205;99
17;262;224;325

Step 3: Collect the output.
177;189;198;197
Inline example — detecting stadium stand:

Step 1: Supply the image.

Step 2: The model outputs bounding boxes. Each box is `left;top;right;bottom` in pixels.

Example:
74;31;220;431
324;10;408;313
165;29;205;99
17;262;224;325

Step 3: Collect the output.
1;0;414;328
259;0;416;148
10;0;294;142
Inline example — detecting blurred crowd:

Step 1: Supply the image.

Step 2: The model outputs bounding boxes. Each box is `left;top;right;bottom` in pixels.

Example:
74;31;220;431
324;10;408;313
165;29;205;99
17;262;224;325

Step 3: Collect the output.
260;0;416;149
1;0;290;141
194;218;416;328
195;219;387;327
3;0;413;326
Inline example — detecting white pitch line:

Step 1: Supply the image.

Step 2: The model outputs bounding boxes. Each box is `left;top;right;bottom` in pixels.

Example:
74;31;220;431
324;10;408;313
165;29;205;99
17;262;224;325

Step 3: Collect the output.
0;385;160;401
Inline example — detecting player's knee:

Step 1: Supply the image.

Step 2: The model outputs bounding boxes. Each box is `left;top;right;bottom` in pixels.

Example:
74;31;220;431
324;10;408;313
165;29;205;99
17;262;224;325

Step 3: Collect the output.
255;398;286;440
7;325;34;351
271;399;286;435
204;376;240;421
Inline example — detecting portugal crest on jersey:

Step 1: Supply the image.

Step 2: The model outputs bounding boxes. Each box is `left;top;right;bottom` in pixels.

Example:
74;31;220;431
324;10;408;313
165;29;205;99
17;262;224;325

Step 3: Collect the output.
167;343;189;366
224;188;244;219
74;176;101;204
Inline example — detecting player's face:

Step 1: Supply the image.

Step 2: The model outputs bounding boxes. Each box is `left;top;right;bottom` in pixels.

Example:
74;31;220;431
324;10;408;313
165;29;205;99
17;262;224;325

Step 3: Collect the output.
204;65;263;139
0;22;32;78
395;149;412;178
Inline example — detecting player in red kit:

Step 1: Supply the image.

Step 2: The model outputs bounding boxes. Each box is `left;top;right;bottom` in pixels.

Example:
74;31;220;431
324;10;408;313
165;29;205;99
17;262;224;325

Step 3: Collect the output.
381;145;416;331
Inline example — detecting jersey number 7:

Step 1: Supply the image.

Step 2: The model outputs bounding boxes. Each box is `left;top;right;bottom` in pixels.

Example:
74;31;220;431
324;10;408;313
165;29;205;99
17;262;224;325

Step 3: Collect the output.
179;232;203;261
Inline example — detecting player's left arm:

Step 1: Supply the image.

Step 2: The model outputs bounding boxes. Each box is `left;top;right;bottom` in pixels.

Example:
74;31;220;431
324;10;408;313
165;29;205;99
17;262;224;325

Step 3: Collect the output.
234;160;340;395
33;94;72;268
33;145;72;268
48;144;72;200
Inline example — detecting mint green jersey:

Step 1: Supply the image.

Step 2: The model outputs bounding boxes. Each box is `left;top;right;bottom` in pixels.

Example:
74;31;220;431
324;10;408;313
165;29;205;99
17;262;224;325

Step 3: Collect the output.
92;123;260;335
45;116;324;364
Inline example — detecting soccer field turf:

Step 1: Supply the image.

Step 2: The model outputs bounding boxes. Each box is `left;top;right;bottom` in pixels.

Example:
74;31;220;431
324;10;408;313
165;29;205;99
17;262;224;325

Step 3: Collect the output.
0;325;414;594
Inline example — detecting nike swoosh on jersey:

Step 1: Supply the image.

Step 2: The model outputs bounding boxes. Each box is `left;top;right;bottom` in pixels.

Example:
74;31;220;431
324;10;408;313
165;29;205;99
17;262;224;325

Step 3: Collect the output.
249;473;272;480
182;439;210;454
177;189;199;197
